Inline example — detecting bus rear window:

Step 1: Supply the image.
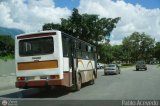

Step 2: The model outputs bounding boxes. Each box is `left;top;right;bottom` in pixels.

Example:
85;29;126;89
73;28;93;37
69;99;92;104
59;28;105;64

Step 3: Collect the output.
19;37;54;56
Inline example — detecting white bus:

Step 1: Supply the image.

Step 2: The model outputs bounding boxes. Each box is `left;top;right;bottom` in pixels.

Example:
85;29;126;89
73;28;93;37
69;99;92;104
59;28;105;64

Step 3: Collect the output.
15;30;97;91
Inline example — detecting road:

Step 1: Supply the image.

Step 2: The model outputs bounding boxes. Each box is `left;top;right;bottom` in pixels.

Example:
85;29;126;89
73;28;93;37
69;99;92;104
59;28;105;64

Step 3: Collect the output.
1;65;160;100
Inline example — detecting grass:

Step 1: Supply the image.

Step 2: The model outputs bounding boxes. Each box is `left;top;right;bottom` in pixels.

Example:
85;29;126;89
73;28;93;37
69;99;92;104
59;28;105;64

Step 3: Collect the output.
120;64;134;68
0;55;14;60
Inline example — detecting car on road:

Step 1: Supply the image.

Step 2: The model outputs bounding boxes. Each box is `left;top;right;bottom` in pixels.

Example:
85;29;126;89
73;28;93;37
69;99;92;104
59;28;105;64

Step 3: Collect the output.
104;64;121;75
136;61;147;71
97;63;104;69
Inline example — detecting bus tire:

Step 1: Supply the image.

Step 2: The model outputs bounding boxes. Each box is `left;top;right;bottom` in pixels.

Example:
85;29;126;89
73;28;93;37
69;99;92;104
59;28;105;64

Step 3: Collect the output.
76;73;82;91
89;73;95;85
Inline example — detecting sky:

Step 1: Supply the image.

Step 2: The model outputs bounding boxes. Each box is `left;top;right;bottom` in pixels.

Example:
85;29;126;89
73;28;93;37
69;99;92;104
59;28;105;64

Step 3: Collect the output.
0;0;160;45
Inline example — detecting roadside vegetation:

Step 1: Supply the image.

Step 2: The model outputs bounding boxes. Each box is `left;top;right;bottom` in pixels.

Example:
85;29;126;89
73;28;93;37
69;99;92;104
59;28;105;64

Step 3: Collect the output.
98;32;156;64
0;55;14;60
0;35;14;60
120;64;135;69
154;42;160;63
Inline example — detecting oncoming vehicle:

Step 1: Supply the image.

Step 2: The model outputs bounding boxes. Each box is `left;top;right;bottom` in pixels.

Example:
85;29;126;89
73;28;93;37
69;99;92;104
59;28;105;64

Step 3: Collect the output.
136;61;147;71
15;30;97;91
104;64;120;75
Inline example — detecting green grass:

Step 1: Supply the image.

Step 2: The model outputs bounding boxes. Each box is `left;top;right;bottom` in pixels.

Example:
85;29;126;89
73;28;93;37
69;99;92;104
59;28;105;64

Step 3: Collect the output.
120;64;134;68
0;55;14;60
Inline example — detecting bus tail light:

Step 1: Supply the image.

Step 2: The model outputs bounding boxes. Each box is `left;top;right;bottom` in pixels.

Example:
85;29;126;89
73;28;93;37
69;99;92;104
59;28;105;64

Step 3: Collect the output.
50;75;59;79
17;77;25;81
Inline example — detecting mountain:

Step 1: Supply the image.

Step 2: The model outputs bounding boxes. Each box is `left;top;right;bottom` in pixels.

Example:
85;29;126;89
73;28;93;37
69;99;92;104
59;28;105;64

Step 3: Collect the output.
0;26;24;38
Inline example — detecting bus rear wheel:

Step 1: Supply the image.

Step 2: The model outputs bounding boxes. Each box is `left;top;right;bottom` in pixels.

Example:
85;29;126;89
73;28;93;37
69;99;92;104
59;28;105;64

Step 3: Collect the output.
89;73;95;85
76;74;82;91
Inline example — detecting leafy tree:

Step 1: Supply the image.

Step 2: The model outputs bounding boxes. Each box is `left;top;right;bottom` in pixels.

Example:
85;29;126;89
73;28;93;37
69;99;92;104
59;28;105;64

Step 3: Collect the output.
43;8;120;45
154;42;160;62
98;44;124;64
0;35;14;57
112;45;124;62
122;32;155;63
97;44;113;63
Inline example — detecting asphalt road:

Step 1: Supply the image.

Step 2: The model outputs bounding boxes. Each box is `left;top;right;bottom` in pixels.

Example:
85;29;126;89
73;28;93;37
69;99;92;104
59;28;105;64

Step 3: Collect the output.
1;65;160;100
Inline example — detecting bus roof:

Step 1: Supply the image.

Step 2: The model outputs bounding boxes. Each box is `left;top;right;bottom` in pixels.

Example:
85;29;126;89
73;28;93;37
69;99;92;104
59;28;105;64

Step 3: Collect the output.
16;30;96;47
16;30;59;38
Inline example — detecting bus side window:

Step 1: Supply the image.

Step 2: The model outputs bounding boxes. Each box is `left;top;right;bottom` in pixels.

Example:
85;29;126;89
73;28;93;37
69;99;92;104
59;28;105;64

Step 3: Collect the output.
77;42;82;59
62;36;69;57
82;44;89;59
85;45;89;59
88;46;92;60
88;46;91;52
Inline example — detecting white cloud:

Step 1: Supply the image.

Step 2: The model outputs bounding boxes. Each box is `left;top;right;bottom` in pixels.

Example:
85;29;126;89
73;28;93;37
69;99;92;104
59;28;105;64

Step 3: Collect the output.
0;0;160;45
78;0;160;44
0;0;71;32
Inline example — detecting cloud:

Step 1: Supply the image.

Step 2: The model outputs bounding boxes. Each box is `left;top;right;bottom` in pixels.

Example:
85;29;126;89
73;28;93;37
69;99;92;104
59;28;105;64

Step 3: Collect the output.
0;0;160;45
0;0;71;32
78;0;160;44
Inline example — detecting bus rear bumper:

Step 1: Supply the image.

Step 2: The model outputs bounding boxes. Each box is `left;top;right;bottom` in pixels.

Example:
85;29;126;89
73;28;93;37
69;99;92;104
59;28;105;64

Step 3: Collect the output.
16;79;70;88
15;80;47;88
15;81;26;88
16;72;72;88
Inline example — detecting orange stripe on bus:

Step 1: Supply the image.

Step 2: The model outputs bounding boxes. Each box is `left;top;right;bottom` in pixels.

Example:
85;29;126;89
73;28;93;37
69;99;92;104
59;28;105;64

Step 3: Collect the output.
18;60;58;70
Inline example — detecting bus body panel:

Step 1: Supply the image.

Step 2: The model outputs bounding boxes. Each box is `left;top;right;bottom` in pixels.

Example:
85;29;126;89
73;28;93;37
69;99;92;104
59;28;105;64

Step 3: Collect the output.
78;59;95;70
15;31;63;79
63;57;70;72
77;59;95;83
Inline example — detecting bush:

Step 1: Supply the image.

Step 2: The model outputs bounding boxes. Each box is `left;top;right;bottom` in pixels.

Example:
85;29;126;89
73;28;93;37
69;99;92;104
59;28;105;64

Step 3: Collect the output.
0;54;14;60
121;64;134;66
0;35;14;59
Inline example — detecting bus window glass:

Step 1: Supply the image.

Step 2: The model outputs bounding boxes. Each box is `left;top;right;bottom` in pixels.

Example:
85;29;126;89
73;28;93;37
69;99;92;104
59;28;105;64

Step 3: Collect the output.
19;37;53;56
85;45;88;51
62;36;69;57
78;42;81;50
88;46;91;52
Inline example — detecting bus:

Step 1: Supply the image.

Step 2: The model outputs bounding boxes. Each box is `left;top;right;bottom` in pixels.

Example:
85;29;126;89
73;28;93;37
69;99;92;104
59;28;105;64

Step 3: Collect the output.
15;30;97;91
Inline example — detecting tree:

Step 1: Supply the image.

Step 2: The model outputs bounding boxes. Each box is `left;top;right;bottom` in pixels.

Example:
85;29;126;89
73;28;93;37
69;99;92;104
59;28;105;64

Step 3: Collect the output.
122;32;155;63
97;44;124;64
111;45;124;62
0;35;14;57
43;8;120;45
154;42;160;62
97;44;113;63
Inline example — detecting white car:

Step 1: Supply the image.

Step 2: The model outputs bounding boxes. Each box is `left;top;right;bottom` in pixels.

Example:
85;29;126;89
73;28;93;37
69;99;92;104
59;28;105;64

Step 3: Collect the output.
104;64;121;75
97;63;104;69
